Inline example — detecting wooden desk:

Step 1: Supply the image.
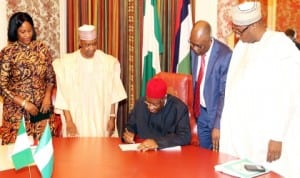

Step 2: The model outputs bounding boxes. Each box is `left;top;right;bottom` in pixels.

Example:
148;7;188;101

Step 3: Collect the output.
0;138;282;178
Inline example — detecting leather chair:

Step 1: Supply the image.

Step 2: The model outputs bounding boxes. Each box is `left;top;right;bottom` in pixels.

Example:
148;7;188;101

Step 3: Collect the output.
154;72;199;146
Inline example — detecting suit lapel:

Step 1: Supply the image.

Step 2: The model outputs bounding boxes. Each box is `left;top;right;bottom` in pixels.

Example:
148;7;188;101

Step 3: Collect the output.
205;39;220;83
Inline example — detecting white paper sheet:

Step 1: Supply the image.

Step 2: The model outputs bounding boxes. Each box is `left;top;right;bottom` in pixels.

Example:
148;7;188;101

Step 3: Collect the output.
119;144;181;152
160;146;181;151
119;143;140;151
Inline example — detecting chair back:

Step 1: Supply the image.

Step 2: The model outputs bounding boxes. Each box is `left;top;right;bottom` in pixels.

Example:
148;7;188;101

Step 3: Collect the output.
154;72;198;145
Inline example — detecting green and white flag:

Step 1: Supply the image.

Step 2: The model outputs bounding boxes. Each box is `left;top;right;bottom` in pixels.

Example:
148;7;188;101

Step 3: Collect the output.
34;122;54;178
11;116;34;170
141;0;164;96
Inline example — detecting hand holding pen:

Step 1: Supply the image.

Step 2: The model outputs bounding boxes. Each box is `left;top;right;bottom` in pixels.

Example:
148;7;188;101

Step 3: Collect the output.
123;128;135;144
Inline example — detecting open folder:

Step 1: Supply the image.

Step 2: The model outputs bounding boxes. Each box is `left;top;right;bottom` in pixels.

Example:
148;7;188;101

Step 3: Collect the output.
214;158;270;178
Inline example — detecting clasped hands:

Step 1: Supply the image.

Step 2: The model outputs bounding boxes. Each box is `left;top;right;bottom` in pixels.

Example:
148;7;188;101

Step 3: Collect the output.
25;98;51;116
123;129;158;152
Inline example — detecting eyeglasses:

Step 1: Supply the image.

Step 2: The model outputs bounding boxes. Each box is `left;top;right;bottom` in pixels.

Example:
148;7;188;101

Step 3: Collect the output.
232;25;250;35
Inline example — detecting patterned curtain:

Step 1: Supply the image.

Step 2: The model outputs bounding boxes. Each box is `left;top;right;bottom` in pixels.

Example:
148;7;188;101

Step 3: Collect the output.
276;0;300;41
66;0;119;57
217;0;237;44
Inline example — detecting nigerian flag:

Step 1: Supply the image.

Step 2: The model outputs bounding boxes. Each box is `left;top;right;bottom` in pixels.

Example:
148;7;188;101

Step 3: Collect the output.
11;116;34;170
34;122;54;178
141;0;164;96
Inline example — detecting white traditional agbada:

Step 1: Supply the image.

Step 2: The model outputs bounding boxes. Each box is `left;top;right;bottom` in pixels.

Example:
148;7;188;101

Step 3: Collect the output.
220;31;300;177
53;50;127;137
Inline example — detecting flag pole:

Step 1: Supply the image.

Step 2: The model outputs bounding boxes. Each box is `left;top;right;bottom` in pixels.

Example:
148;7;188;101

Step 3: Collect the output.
27;165;32;178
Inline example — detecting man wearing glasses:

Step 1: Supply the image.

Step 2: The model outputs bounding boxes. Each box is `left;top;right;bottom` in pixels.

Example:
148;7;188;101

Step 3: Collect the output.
123;78;191;152
189;20;232;151
219;1;300;177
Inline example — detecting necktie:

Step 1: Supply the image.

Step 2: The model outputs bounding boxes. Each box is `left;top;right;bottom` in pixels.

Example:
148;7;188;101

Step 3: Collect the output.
194;55;205;117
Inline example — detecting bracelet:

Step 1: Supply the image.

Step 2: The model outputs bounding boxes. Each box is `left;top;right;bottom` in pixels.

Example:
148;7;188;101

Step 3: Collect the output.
21;100;27;108
110;114;116;117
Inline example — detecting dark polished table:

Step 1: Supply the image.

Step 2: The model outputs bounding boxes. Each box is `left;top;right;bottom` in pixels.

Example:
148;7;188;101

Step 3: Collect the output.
0;138;282;178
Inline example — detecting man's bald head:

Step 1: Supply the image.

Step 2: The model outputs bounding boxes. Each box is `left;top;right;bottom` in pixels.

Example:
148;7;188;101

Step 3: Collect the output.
189;20;212;55
191;20;211;38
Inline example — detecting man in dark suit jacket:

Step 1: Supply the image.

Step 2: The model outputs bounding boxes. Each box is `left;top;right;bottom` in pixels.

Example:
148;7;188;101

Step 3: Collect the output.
189;20;232;151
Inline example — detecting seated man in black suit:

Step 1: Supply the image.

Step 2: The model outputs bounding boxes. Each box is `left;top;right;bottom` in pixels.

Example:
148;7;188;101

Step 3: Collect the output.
123;78;191;152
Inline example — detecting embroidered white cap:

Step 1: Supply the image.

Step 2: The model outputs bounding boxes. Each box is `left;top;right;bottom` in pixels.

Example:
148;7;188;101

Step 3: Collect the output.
78;24;96;40
231;1;262;26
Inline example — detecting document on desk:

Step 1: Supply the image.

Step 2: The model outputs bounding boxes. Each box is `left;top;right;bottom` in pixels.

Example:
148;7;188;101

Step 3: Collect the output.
119;143;181;151
160;146;181;151
119;143;140;151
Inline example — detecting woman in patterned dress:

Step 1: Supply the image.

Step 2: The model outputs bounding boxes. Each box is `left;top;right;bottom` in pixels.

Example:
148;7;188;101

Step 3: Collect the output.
0;12;57;145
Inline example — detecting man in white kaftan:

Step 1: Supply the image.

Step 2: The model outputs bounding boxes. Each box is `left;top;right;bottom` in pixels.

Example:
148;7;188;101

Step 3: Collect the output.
53;25;127;137
219;2;300;177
